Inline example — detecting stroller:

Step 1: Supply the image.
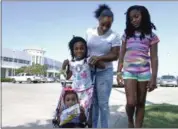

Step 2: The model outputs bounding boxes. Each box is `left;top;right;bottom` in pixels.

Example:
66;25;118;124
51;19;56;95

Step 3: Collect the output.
52;69;96;128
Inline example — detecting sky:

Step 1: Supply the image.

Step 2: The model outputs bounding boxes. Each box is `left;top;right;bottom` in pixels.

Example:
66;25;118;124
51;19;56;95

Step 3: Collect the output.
2;1;178;76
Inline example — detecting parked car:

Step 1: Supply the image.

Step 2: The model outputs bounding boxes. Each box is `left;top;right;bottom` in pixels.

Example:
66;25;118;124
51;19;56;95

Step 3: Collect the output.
10;73;41;83
160;75;178;87
157;77;161;85
46;77;55;83
53;77;60;82
113;71;124;88
40;76;47;83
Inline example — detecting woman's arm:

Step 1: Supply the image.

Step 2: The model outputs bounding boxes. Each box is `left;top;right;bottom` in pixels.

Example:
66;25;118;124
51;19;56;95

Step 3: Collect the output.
89;46;120;66
98;46;120;62
95;60;106;69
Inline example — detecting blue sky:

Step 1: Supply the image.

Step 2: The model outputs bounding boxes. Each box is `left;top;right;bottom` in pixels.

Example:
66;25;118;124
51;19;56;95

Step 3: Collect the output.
2;1;178;76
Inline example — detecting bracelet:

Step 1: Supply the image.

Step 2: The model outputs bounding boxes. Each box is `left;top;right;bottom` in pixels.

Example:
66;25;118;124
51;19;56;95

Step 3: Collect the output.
117;72;122;76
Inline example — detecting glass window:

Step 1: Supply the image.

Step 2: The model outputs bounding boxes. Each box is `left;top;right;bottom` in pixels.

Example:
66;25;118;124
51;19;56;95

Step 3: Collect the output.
14;59;18;62
8;58;13;62
3;57;8;61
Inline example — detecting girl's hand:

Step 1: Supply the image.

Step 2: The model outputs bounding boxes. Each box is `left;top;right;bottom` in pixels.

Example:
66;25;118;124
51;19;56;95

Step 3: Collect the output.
147;78;157;92
117;72;123;85
79;106;86;122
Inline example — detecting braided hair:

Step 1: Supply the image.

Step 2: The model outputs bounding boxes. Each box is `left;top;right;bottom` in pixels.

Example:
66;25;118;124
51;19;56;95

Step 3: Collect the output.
125;5;156;40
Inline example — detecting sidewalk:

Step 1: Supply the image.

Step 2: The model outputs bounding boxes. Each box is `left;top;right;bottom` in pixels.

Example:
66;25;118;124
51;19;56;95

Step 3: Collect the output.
109;88;128;128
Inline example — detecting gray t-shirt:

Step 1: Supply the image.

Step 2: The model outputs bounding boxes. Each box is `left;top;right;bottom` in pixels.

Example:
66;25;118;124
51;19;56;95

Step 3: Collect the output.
85;27;121;70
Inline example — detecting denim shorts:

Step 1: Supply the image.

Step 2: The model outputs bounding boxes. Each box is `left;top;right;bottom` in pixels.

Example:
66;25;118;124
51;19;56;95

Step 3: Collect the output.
123;71;151;82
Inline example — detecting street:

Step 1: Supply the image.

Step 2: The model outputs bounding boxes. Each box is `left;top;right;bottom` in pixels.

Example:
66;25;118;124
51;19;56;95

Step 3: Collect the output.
2;83;178;128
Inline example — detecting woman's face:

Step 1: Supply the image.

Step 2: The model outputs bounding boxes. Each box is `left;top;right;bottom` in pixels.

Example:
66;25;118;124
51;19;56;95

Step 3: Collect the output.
98;16;113;34
129;9;142;28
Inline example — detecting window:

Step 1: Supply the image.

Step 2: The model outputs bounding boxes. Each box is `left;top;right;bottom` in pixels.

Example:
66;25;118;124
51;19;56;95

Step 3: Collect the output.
8;58;13;62
14;59;18;62
161;75;176;80
18;59;24;63
3;57;8;61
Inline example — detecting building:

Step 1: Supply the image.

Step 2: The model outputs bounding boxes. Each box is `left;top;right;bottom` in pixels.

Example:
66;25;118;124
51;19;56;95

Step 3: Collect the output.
1;48;62;78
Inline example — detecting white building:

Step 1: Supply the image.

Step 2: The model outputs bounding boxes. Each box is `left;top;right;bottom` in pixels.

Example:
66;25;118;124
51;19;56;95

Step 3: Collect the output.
1;48;62;78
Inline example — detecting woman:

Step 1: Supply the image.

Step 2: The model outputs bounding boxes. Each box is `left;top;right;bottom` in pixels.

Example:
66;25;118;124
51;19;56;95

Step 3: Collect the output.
85;4;121;128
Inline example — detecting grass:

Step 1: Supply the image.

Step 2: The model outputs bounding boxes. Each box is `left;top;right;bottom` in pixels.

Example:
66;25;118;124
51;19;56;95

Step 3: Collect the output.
143;103;178;128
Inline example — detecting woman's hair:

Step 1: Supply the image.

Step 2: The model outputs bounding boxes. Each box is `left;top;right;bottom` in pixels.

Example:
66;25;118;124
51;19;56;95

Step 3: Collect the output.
68;36;88;60
94;4;113;19
63;90;79;103
125;5;156;39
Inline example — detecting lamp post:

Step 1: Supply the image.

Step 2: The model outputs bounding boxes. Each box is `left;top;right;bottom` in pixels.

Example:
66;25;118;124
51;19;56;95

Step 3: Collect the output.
12;50;16;76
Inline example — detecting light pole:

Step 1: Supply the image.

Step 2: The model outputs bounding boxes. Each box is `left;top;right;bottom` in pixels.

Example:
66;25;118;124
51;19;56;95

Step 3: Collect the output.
12;50;16;76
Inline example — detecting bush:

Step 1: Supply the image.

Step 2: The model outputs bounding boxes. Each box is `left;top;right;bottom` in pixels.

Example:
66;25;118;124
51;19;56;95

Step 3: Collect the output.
1;78;13;82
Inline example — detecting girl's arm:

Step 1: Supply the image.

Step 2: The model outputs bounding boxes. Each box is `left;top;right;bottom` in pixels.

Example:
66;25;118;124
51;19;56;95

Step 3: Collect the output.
117;41;126;73
150;43;158;84
79;106;86;122
61;59;72;80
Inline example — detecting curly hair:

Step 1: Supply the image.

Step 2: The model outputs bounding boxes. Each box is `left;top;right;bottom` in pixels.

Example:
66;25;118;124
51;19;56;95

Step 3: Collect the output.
125;5;156;39
68;36;88;60
63;90;79;104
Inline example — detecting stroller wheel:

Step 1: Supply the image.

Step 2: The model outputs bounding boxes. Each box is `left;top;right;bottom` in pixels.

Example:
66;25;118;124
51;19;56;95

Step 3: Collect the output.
52;119;60;128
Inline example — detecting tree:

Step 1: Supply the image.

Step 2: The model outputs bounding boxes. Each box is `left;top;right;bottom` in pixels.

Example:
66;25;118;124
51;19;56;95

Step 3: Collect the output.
15;64;47;75
30;64;47;75
15;66;27;74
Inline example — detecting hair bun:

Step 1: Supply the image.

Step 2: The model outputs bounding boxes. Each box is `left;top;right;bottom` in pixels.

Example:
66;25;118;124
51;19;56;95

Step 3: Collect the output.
94;4;111;18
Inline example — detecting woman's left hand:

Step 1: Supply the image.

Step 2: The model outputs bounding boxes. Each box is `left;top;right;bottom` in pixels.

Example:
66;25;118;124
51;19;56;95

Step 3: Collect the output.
89;56;100;66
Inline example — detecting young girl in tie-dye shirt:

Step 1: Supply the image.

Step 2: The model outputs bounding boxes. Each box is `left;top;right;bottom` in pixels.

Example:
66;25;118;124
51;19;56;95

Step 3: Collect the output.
117;5;160;128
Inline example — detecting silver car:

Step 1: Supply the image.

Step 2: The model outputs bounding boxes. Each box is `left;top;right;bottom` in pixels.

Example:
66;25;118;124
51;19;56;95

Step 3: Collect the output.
160;75;178;87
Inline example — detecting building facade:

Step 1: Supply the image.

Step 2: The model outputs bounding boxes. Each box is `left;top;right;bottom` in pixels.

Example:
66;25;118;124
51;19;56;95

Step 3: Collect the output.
1;48;62;78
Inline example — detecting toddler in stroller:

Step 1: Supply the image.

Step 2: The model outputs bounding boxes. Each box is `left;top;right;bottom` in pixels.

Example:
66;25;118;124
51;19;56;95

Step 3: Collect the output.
52;36;105;128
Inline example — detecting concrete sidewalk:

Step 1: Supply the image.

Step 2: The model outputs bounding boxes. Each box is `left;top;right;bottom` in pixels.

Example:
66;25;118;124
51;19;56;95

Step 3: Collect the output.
3;83;177;128
108;88;128;128
2;83;128;128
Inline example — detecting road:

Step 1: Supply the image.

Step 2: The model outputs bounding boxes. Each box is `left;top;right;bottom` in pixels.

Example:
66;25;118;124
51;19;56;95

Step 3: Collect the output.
1;83;178;128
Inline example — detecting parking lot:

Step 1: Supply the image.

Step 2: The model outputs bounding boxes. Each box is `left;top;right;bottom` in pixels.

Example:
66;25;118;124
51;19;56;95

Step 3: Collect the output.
2;83;178;128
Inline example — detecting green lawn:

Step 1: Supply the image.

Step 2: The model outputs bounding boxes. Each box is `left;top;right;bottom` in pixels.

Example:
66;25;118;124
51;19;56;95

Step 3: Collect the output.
143;104;178;128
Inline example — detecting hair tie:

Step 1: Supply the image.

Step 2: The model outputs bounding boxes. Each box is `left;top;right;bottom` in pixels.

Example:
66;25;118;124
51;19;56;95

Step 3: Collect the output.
64;87;74;91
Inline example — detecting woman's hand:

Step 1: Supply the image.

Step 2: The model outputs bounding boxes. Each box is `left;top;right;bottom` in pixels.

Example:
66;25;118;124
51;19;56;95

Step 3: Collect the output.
89;56;100;66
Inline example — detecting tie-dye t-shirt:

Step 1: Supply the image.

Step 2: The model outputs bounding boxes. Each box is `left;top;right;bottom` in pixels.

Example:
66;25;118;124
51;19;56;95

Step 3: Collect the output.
122;32;160;73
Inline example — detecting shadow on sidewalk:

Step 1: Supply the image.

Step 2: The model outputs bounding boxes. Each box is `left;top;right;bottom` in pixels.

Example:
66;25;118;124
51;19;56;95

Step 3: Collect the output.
2;119;53;129
2;105;128;128
113;88;155;105
109;105;128;128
